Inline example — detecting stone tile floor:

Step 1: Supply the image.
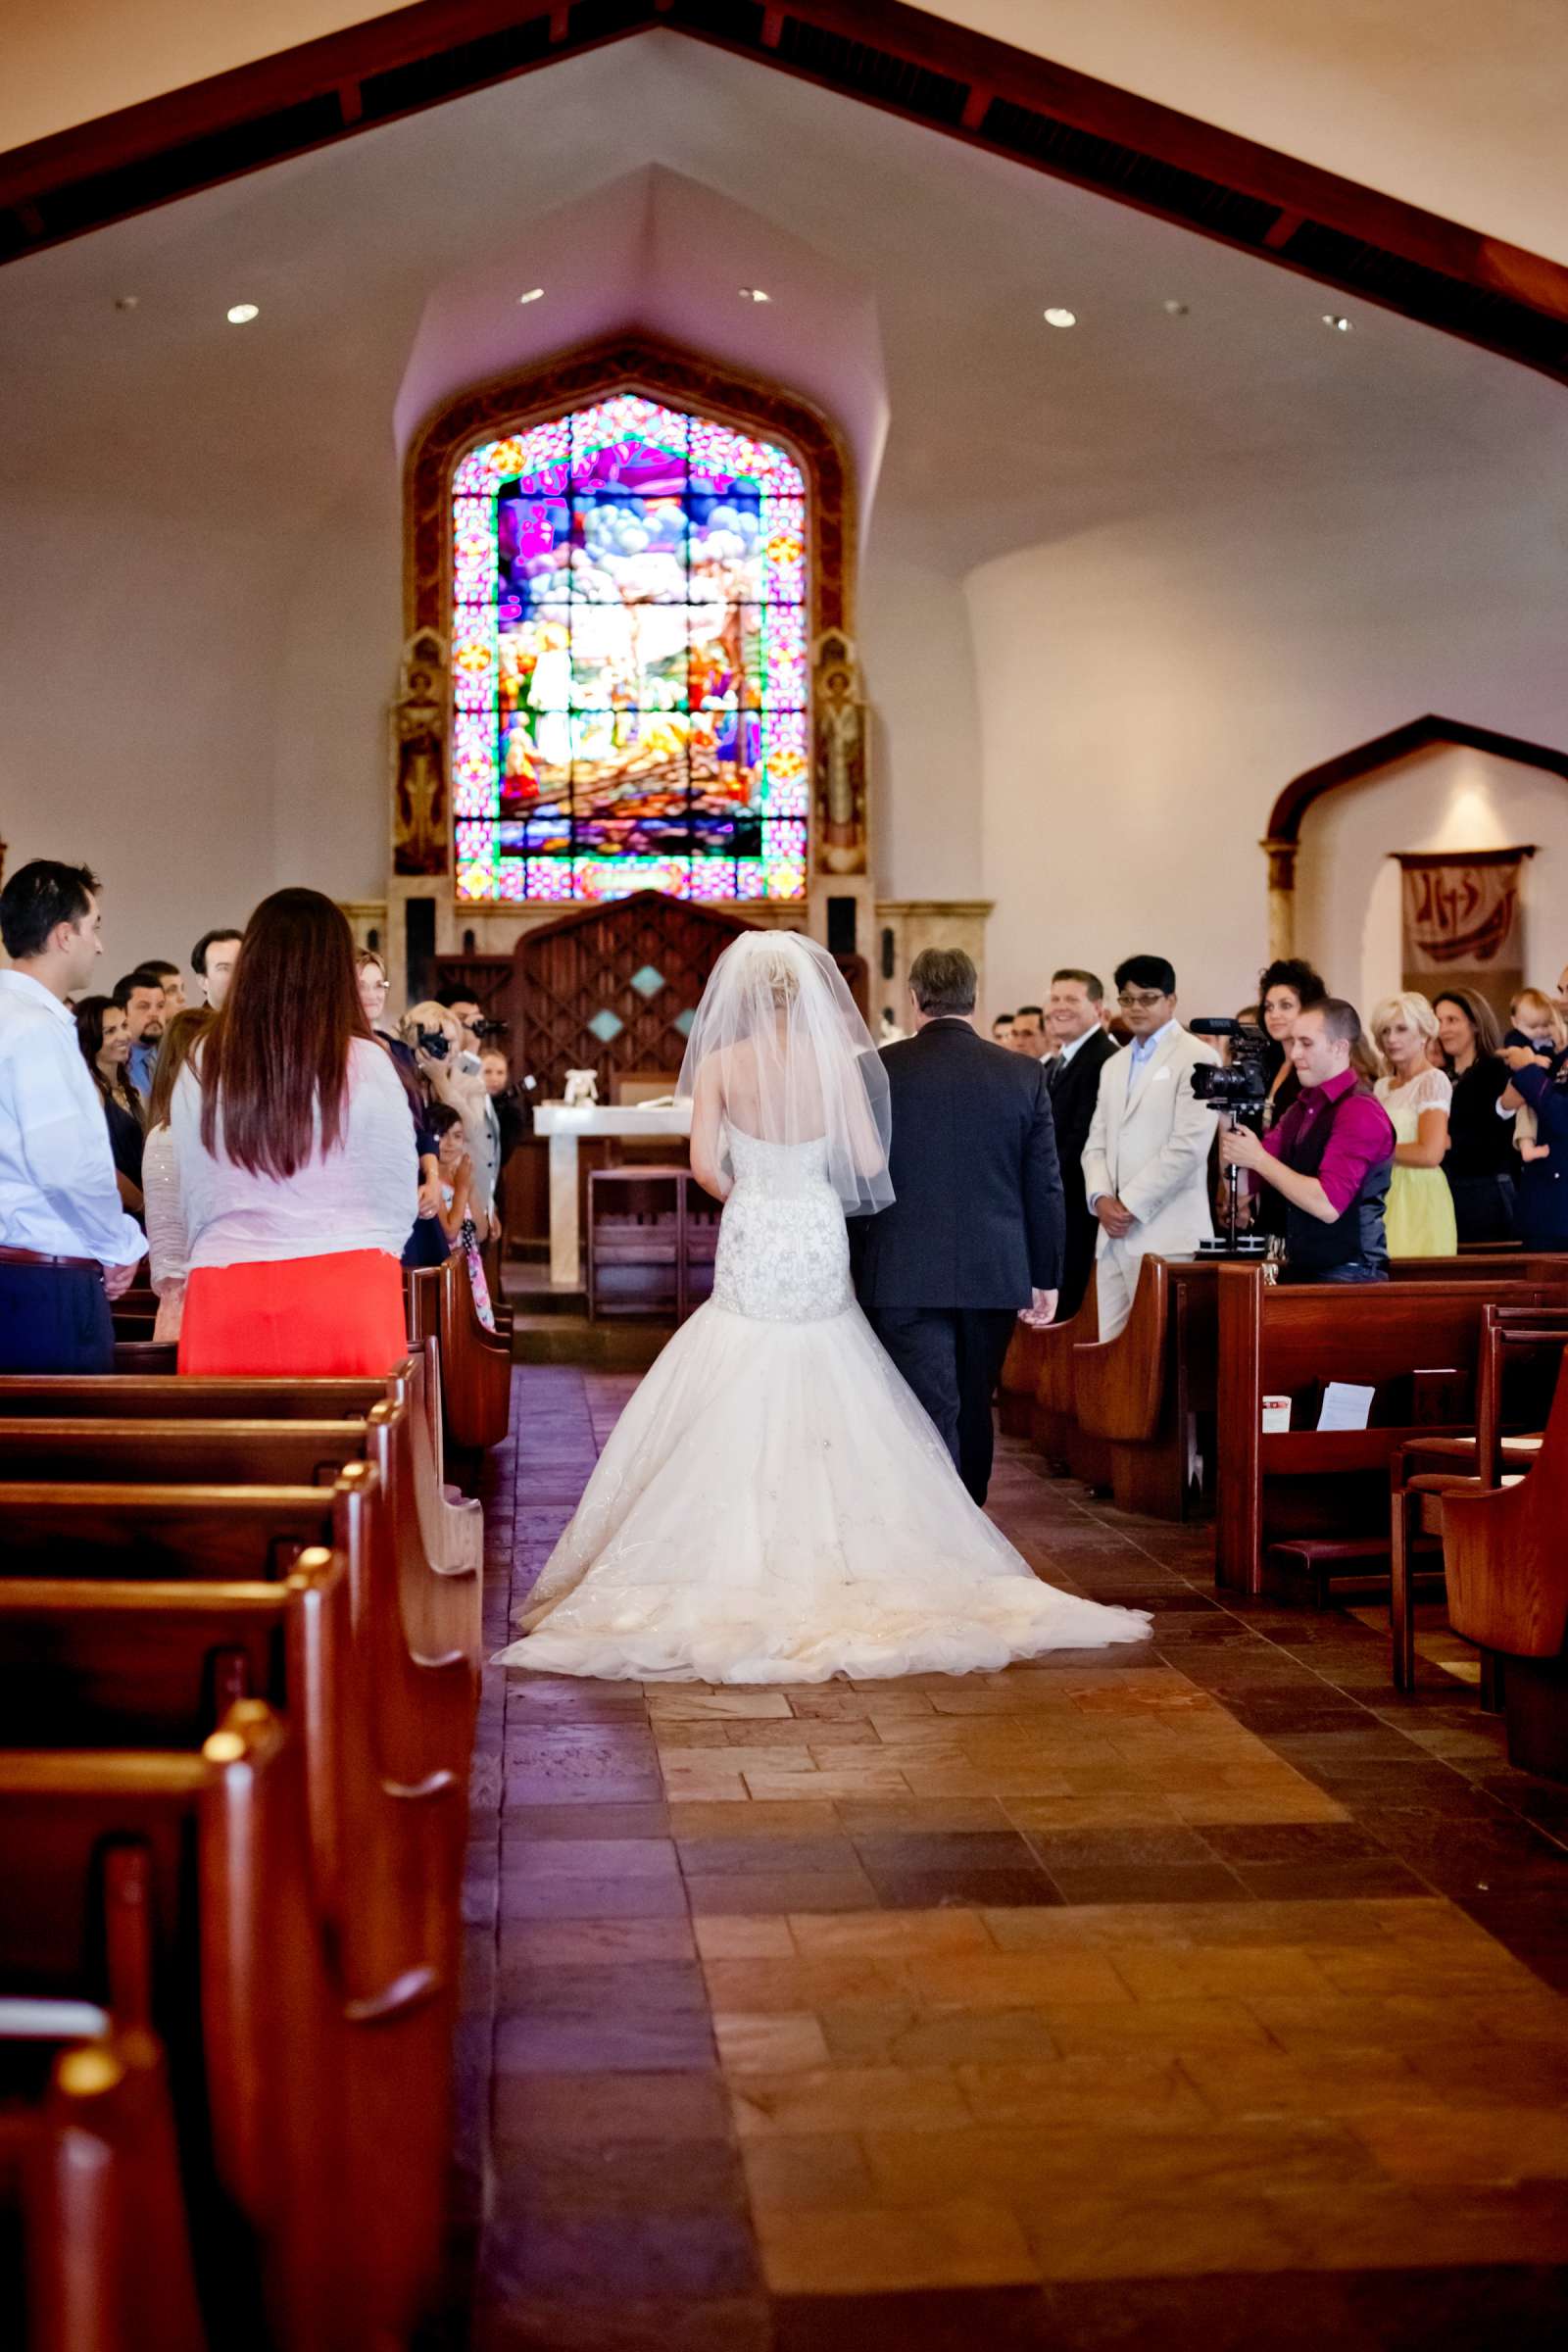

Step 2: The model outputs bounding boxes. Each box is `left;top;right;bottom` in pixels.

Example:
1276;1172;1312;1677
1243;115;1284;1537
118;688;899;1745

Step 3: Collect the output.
444;1367;1568;2349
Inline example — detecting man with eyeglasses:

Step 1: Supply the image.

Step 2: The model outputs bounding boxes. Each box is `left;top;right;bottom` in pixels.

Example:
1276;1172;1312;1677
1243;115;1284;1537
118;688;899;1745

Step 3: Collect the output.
1081;955;1220;1340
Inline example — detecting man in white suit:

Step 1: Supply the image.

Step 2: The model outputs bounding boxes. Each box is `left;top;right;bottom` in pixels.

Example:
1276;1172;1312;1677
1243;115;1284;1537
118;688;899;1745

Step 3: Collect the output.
1081;954;1220;1340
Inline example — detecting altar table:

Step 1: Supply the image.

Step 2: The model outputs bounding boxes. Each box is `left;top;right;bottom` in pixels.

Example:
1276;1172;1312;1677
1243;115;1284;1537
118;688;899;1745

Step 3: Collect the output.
534;1101;694;1288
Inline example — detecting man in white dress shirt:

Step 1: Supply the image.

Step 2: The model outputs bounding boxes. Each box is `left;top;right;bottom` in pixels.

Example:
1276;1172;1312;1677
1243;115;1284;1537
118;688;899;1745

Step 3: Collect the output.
0;861;146;1371
1081;954;1220;1341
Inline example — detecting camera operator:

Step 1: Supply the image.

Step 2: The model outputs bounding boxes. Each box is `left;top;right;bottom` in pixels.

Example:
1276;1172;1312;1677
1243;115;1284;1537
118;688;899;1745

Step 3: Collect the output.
1218;999;1396;1284
401;1000;499;1241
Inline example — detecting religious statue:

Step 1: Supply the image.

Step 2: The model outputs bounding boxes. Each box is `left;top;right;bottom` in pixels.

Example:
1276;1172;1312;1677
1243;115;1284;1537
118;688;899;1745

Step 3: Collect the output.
811;629;868;876
391;629;450;877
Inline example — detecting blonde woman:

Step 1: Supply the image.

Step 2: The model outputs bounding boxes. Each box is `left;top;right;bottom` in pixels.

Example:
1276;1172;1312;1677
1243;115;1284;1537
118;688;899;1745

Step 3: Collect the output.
1370;992;1457;1257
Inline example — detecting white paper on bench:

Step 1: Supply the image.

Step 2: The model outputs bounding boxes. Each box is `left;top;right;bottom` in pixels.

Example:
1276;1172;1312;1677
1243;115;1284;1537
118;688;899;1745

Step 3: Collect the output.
1318;1381;1376;1432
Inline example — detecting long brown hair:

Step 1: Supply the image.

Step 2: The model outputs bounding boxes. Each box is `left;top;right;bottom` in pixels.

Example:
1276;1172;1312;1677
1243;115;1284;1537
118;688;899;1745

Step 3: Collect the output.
198;889;369;1177
146;1005;213;1131
74;994;141;1119
1432;987;1503;1064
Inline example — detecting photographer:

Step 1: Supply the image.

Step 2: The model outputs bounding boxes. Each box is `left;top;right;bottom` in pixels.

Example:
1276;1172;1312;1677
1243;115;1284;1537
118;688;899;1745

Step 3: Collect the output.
401;1000;498;1238
1218;999;1396;1283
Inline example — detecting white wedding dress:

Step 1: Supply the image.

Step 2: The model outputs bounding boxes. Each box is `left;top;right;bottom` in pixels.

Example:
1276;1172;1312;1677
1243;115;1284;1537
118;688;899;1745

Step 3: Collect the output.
495;1128;1151;1684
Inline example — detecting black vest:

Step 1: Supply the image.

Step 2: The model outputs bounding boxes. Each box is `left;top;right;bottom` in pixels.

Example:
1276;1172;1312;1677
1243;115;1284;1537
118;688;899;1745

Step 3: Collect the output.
1283;1080;1394;1279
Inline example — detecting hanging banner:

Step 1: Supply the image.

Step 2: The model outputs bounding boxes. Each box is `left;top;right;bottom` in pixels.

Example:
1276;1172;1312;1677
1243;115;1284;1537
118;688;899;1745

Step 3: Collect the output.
1394;846;1536;1012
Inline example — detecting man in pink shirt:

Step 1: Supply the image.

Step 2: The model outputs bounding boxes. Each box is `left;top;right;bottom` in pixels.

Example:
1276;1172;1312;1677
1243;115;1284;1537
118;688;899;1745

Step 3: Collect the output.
1221;999;1396;1282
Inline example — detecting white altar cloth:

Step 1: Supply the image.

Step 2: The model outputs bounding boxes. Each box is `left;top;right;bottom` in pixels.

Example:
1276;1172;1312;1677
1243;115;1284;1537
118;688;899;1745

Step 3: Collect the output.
533;1101;694;1288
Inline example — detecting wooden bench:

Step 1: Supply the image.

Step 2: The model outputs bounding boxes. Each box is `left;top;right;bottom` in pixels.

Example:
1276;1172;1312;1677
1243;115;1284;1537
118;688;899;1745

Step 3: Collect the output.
408;1257;511;1465
1443;1357;1568;1780
1030;1269;1109;1485
1;1704;349;2350
1071;1256;1221;1518
1214;1266;1568;1598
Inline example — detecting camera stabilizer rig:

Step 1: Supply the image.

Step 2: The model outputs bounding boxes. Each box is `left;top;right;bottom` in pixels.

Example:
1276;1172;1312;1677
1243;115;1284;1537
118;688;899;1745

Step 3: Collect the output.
1189;1018;1272;1260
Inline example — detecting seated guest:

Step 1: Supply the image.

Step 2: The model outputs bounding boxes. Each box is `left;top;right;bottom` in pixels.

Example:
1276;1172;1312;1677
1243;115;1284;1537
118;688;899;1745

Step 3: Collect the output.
140;1006;211;1341
427;1102;497;1331
0;858;145;1371
112;966;167;1102
991;1011;1015;1046
1501;1002;1568;1250
1083;955;1219;1339
74;995;146;1216
1371;993;1457;1257
172;888;416;1375
1435;988;1516;1243
1045;967;1118;1319
1008;1004;1048;1059
1220;999;1396;1283
357;950;445;1269
140;956;187;1013
191;925;244;1010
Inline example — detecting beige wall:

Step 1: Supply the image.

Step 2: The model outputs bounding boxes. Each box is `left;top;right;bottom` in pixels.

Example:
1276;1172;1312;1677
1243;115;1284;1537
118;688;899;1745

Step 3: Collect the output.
1296;746;1568;1021
7;3;1565;265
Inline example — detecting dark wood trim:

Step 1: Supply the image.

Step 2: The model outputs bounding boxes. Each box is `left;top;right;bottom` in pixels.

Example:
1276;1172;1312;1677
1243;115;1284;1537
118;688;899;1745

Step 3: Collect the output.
1268;715;1568;844
2;1;1567;387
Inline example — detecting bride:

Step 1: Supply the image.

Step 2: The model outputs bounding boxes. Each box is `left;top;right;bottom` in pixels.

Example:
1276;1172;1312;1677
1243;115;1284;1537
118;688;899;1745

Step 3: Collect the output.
495;932;1149;1682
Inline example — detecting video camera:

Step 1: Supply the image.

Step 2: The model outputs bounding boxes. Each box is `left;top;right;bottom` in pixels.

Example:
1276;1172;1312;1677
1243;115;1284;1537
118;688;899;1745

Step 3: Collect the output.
1188;1017;1273;1260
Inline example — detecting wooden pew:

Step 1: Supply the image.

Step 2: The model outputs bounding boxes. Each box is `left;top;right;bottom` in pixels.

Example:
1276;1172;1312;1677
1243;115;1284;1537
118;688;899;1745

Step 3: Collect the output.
998;1317;1046;1440
1071;1256;1220;1518
1443;1360;1568;1779
0;1539;461;2347
1388;1309;1568;1689
1032;1269;1109;1484
1214;1265;1568;1599
407;1258;511;1467
1;1704;348;2350
2;1988;207;2352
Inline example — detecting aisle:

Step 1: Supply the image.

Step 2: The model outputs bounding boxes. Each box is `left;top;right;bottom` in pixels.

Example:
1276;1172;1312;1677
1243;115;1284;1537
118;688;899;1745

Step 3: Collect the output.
461;1366;1568;2350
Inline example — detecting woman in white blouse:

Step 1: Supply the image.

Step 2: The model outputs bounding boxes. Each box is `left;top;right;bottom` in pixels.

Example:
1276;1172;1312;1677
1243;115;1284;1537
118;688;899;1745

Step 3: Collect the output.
172;889;416;1375
141;1006;211;1341
1370;992;1458;1258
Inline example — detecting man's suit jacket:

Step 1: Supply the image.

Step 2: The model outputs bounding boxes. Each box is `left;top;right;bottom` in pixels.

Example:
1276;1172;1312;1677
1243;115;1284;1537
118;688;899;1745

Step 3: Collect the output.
1049;1030;1120;1214
856;1019;1064;1310
1080;1022;1220;1259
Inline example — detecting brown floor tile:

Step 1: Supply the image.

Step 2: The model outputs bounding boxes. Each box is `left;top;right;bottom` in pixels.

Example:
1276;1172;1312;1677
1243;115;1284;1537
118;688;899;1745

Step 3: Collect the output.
754;2198;1038;2294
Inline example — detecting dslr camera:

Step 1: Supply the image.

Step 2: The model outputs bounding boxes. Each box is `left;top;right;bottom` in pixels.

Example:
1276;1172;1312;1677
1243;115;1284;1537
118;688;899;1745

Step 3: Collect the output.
416;1025;451;1060
1188;1017;1270;1117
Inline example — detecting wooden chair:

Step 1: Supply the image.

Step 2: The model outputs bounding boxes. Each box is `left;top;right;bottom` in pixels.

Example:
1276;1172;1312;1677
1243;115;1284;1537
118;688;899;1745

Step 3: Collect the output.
1443;1359;1568;1779
1214;1265;1568;1599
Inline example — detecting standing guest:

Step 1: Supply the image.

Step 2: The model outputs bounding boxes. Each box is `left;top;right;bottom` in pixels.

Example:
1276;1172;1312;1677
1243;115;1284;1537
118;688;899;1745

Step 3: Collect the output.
1044;967;1118;1319
403;1000;496;1233
356;950;445;1269
1082;956;1219;1340
481;1045;528;1164
1220;1001;1396;1283
1371;994;1457;1257
439;988;485;1057
140;1006;211;1342
191;927;244;1011
0;859;145;1371
427;1102;498;1330
1502;1008;1568;1250
857;947;1063;1506
1435;989;1517;1244
1247;958;1328;1237
991;1012;1015;1046
172;888;416;1376
140;957;187;1013
1008;1004;1049;1059
74;996;145;1216
112;968;167;1102
1504;990;1567;1169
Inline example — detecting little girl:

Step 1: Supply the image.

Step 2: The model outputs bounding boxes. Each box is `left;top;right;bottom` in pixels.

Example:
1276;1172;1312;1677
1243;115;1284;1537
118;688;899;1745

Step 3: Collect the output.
426;1102;497;1331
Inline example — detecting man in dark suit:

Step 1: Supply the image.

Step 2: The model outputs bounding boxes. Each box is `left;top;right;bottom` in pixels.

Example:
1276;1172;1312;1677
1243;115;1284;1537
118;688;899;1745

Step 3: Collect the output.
1043;967;1120;1319
856;947;1064;1505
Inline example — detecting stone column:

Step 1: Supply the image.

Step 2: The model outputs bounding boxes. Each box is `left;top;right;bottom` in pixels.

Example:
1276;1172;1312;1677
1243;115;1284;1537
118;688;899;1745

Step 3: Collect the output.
1260;839;1298;962
874;901;997;1034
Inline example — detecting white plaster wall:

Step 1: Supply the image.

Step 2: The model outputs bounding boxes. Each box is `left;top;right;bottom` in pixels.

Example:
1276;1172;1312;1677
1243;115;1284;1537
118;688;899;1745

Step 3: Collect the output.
1296;746;1568;1020
858;532;984;905
0;490;292;985
968;476;1568;1028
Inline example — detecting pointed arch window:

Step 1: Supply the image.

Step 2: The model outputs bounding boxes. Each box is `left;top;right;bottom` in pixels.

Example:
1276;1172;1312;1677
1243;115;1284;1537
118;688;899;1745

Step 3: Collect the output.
449;392;809;905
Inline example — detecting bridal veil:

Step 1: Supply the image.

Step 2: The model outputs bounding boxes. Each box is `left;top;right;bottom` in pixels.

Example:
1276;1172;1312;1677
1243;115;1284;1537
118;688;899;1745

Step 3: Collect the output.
676;931;895;1215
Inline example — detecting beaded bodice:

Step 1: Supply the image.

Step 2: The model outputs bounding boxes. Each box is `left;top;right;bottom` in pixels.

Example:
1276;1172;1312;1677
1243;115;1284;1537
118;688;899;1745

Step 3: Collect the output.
710;1130;853;1323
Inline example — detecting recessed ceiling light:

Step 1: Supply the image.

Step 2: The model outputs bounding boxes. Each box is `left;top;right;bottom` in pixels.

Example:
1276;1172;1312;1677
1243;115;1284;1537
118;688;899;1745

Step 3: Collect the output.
114;294;139;312
1042;307;1077;328
1162;300;1189;317
1322;313;1352;332
516;287;544;305
739;286;771;303
226;303;260;324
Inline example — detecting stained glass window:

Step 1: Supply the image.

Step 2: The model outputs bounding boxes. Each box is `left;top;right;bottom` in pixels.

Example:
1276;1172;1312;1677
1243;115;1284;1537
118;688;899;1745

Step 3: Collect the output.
450;393;809;905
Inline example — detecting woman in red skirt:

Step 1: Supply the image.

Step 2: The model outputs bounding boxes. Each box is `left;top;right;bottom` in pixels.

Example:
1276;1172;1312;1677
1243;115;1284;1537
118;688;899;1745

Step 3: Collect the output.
172;888;416;1376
